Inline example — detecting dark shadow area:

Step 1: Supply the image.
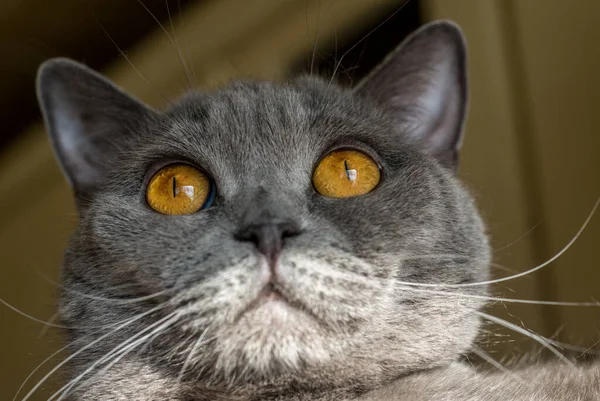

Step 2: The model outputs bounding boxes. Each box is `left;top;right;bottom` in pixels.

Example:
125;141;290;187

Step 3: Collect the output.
0;0;197;151
291;0;421;86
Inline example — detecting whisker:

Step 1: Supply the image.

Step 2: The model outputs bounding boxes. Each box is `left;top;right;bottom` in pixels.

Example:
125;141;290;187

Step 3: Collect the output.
161;331;195;362
490;263;521;275
13;339;79;401
395;197;600;288
135;0;195;89
546;338;600;357
167;0;198;87
91;13;175;107
0;296;168;330
44;276;168;306
19;304;167;401
0;297;73;330
36;270;168;304
76;290;167;304
397;253;480;262
398;286;600;307
493;219;544;253
92;314;180;379
470;344;526;383
138;323;189;358
476;311;575;367
387;253;514;274
51;312;180;401
329;0;412;88
309;0;322;76
37;312;59;338
178;0;200;86
177;325;211;383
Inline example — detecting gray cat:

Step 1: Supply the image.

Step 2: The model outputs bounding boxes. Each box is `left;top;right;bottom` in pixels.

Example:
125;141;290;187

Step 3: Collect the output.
33;20;599;400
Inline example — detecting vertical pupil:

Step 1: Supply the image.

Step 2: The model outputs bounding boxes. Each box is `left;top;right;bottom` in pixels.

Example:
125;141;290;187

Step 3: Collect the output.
343;158;358;182
172;177;177;198
344;160;350;180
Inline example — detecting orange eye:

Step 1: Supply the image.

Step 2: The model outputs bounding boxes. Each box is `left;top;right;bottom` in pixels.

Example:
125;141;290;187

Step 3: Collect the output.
312;149;381;198
146;164;213;215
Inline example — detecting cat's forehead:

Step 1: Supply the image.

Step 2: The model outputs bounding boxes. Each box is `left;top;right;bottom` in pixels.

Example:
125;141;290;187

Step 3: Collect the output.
155;80;394;183
167;79;362;143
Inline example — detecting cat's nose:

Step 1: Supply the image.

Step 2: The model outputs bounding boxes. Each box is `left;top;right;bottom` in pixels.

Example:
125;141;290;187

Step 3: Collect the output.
235;222;301;268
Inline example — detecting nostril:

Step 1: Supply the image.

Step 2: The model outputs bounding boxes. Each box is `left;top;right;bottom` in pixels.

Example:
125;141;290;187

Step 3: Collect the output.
247;231;261;245
279;222;301;238
234;225;265;245
235;221;302;263
234;224;256;243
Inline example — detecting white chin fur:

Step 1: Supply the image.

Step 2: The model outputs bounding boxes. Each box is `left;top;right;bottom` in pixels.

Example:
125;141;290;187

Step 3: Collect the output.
214;299;332;378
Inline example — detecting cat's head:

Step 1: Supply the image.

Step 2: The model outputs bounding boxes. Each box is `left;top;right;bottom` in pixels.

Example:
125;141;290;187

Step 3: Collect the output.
37;21;490;395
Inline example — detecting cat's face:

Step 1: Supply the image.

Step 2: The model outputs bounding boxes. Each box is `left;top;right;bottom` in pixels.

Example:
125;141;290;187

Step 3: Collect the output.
38;21;490;396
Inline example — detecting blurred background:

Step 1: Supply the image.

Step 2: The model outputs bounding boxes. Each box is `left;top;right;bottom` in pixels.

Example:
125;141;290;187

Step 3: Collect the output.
1;0;599;398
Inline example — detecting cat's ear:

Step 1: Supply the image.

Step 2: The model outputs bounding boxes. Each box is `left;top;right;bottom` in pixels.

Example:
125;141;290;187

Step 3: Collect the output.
354;20;468;170
36;58;155;196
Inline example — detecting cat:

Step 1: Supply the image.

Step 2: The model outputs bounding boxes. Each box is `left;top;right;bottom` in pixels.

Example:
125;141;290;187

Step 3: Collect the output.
32;20;599;400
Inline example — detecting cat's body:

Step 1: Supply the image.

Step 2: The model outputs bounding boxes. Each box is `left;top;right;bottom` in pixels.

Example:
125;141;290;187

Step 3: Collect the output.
71;359;600;401
33;21;599;400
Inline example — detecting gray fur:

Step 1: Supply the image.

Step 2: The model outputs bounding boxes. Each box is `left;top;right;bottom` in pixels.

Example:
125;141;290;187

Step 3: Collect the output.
34;20;598;400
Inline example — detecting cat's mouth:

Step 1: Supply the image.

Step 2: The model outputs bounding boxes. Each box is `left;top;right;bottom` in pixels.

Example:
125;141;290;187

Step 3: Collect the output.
236;283;289;317
234;282;318;324
251;282;285;304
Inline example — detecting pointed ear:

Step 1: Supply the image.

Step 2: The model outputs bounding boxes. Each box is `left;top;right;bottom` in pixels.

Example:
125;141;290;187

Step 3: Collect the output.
354;20;468;170
36;58;156;197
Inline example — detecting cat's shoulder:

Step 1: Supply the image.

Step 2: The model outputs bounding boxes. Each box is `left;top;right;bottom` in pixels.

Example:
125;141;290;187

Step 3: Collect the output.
358;362;600;401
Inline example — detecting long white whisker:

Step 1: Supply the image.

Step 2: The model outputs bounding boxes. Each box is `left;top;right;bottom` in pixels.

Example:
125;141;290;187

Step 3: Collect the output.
76;290;167;304
396;197;599;288
92;314;180;379
13;339;79;401
490;263;521;275
398;286;600;307
177;325;210;383
476;311;575;367
19;304;166;401
0;296;167;331
37;312;59;339
470;345;526;383
493;219;543;253
36;271;168;304
399;254;514;273
546;338;600;357
51;312;180;401
0;298;71;329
